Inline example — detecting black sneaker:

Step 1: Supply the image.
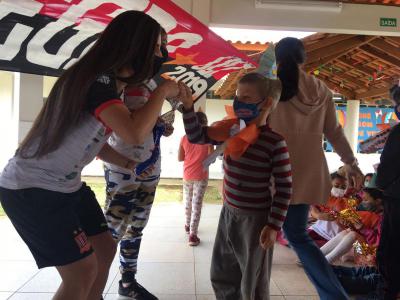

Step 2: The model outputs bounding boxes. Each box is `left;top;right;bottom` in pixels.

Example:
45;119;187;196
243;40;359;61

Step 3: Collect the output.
118;280;158;300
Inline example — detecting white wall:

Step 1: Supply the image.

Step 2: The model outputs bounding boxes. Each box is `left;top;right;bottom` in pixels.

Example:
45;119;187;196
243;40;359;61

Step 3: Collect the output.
173;0;400;36
83;99;380;179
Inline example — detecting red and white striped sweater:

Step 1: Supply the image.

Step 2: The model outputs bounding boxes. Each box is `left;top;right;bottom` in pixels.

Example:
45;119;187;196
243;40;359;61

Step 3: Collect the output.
183;107;292;230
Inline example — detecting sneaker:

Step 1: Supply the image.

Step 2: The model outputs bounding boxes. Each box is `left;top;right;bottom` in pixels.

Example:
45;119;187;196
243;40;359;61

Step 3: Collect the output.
118;280;158;299
188;235;200;246
184;225;190;234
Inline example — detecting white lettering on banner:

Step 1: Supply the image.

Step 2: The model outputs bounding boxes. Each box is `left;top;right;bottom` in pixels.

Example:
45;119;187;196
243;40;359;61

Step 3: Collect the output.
192;56;253;78
25;0;150;68
167;32;203;53
26;21;99;69
165;66;187;77
164;66;208;99
164;55;253;99
0;0;41;60
62;39;96;69
0;0;241;79
0;24;33;61
0;0;41;20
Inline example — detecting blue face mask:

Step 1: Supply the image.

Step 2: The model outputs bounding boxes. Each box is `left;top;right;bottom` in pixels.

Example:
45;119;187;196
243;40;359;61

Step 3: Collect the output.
395;104;400;120
357;202;377;212
233;97;263;122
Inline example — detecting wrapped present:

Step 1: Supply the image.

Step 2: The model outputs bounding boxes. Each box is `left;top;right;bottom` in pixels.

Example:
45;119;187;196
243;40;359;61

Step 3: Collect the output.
353;240;377;266
337;208;362;229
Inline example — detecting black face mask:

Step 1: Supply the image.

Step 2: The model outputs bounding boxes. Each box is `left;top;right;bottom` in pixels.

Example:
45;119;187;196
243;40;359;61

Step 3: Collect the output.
117;47;169;83
152;46;169;77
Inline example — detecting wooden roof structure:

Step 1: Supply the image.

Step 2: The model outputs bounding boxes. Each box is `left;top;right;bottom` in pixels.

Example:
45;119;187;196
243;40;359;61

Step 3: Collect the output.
215;34;400;102
303;33;400;101
337;0;400;6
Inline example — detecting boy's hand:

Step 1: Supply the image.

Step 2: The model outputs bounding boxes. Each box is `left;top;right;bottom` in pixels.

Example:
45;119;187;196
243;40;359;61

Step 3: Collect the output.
177;81;193;110
259;225;277;250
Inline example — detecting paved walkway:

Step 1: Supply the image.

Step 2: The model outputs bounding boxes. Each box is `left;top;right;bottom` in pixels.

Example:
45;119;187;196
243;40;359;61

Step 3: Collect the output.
0;203;319;300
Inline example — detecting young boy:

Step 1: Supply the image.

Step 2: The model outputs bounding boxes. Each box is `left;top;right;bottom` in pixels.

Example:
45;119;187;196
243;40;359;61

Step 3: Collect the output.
179;73;292;300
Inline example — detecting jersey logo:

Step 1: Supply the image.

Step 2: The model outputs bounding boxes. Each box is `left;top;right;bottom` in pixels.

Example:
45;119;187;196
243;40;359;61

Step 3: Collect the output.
73;229;91;254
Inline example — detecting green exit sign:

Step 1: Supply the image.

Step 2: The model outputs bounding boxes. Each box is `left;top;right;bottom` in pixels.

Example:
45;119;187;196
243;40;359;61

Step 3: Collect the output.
380;18;397;27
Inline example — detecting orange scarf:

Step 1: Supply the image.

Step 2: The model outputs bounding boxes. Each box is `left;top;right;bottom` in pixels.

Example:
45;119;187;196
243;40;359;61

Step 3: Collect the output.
207;118;260;159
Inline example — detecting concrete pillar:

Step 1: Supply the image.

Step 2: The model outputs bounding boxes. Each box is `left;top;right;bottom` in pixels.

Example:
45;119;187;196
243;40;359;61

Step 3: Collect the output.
13;73;43;144
344;99;360;153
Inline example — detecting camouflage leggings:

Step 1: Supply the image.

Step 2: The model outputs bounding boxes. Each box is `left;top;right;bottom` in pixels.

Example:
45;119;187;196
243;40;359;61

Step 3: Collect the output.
104;168;158;276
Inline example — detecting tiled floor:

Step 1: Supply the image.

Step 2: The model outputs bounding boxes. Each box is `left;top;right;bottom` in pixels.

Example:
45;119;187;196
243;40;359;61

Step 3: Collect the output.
0;203;319;300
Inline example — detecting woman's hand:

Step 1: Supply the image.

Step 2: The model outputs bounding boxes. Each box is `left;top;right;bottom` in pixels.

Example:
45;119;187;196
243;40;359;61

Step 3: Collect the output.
259;225;277;250
157;80;180;99
343;163;364;191
177;81;194;110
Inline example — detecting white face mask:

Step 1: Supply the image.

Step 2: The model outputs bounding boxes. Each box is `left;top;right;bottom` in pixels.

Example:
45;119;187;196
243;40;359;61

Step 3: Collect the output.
331;187;346;198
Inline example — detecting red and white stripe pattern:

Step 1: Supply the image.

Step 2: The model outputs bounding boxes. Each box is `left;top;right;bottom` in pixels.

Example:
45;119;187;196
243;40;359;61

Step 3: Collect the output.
183;107;292;230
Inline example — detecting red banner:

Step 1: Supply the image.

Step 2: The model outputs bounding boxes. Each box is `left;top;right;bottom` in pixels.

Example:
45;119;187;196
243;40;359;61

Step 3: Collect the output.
0;0;256;100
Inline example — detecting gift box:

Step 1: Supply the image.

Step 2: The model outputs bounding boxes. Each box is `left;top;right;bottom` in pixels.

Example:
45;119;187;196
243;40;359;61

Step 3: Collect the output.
353;240;377;267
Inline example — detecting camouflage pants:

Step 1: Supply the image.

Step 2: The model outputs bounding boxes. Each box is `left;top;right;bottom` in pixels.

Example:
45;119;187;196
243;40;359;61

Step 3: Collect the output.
104;168;158;276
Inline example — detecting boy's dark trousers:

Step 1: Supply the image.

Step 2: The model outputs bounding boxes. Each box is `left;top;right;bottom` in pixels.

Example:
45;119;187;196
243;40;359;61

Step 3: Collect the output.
377;196;400;300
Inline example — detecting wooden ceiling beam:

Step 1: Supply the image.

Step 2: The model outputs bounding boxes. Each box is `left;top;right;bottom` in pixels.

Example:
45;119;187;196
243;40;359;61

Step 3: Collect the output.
322;78;356;99
360;45;400;67
305;35;355;52
337;57;376;76
369;39;400;60
306;35;376;64
385;36;400;46
356;85;390;99
304;53;340;72
341;75;366;89
327;70;366;88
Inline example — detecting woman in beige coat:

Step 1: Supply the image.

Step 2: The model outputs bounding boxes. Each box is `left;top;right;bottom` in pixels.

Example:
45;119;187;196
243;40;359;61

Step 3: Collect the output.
269;37;363;300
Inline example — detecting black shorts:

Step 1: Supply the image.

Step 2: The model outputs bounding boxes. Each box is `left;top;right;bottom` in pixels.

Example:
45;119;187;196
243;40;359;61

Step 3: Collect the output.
0;183;108;268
